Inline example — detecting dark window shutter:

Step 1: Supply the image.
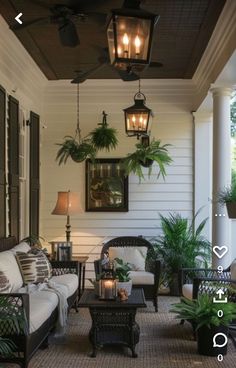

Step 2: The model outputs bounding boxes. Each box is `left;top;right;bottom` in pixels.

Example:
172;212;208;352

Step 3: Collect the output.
8;96;20;241
0;86;6;238
29;111;40;238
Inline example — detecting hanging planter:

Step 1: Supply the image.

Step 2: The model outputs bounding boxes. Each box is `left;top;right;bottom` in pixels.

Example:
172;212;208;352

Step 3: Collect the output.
89;111;118;152
122;138;172;182
218;183;236;219
56;136;96;165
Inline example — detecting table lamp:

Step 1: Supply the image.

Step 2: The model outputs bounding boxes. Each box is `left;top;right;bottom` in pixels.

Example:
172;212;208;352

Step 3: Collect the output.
51;190;82;242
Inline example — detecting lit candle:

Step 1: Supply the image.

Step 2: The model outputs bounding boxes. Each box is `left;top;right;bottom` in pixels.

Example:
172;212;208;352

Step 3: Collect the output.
122;33;129;56
107;164;111;176
134;35;141;56
100;164;103;177
104;280;113;299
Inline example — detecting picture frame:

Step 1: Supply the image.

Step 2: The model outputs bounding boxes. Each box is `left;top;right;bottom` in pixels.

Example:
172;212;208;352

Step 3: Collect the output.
85;158;128;212
51;241;72;261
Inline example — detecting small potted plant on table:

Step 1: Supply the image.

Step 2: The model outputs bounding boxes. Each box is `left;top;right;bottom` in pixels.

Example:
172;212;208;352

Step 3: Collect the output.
114;258;132;296
170;294;236;356
218;182;236;218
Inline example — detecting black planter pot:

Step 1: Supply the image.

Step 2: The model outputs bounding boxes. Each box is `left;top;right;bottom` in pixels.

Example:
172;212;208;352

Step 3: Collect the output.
169;273;180;296
139;159;153;168
226;202;236;219
197;325;228;356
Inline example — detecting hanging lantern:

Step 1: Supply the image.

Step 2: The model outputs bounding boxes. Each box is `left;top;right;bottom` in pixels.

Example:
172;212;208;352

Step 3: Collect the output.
124;80;152;138
99;276;117;300
107;0;159;68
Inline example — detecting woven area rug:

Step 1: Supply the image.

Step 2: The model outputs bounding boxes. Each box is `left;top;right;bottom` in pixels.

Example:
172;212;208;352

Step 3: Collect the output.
6;296;236;368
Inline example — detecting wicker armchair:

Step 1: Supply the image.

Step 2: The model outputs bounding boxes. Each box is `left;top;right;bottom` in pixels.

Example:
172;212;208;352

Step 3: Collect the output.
94;236;161;312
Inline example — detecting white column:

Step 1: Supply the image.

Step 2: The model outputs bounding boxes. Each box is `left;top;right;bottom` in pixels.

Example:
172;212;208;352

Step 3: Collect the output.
193;112;212;241
211;87;232;268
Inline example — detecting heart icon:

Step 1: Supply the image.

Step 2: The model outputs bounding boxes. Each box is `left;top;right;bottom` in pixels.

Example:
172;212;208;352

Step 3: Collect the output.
213;246;228;259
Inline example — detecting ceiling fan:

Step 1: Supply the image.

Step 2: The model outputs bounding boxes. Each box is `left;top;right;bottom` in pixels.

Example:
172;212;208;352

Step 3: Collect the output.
10;0;107;47
71;48;163;83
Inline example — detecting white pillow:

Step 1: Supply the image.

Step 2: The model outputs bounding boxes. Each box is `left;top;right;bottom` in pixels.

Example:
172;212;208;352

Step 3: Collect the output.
109;246;147;271
10;241;31;254
0;251;23;291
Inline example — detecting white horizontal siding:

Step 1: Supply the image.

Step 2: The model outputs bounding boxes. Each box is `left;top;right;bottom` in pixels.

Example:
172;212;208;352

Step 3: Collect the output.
41;80;194;283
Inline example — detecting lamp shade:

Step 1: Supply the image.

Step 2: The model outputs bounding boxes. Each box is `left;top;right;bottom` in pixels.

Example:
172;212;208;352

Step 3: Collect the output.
51;191;82;216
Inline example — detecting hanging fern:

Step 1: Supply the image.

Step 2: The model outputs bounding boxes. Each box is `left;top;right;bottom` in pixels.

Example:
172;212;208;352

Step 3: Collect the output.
56;136;96;165
89;111;118;152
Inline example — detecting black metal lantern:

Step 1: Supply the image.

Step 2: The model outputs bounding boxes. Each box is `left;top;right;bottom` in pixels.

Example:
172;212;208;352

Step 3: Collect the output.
124;81;152;137
107;0;159;68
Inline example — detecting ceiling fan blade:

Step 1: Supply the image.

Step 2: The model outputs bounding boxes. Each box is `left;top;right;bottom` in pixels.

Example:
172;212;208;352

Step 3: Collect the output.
71;63;105;83
149;61;163;68
10;17;48;31
58;20;79;47
117;69;140;82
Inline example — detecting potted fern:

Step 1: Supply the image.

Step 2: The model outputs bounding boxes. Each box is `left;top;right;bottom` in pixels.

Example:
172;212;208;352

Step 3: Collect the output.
170;295;236;356
56;136;96;165
218;182;236;218
114;258;132;295
89;111;118;152
122;139;172;182
152;212;211;295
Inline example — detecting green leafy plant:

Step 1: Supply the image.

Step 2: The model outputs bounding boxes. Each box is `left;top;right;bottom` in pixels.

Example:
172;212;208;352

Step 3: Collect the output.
218;182;236;204
0;296;27;357
56;136;96;165
152;211;211;286
114;258;132;282
170;295;236;330
122;139;172;182
89;111;118;152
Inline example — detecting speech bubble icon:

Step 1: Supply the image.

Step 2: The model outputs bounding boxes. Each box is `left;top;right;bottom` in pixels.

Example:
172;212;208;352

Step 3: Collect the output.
213;333;228;348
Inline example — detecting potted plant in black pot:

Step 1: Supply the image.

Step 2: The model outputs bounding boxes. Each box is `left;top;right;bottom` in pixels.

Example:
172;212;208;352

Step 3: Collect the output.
218;182;236;218
152;212;211;296
122;138;172;182
56;136;96;165
170;294;236;356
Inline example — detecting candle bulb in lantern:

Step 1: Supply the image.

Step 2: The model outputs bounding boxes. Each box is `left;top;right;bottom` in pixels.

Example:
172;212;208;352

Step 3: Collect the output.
104;280;113;299
122;33;129;57
134;35;141;56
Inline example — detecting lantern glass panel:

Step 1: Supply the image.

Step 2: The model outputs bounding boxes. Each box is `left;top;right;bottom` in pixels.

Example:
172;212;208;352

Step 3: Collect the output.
126;111;149;133
99;278;117;300
107;15;151;65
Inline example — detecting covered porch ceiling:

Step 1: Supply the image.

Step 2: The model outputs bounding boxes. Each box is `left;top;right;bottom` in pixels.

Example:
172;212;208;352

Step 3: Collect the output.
0;0;226;80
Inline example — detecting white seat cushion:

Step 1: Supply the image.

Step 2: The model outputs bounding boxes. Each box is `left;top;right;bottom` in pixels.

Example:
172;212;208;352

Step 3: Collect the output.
0;251;23;291
182;284;193;300
129;271;154;285
50;274;78;297
29;291;58;333
109;247;147;271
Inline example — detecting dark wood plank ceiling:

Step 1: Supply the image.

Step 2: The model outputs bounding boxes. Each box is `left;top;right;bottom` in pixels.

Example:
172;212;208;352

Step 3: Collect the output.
0;0;226;80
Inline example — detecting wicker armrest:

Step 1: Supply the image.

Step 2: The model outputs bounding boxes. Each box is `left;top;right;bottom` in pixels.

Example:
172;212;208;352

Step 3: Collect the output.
50;260;79;276
192;276;236;300
180;268;230;286
0;293;29;336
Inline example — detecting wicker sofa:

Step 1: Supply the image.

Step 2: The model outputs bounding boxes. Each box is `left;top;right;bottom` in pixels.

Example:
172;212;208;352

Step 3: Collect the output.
0;236;79;368
94;236;161;311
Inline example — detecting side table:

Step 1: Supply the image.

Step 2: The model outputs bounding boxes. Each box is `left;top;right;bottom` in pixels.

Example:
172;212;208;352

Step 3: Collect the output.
50;256;88;300
78;288;146;357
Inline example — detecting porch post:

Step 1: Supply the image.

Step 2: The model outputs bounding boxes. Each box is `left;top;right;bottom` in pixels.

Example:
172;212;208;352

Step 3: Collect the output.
211;87;232;268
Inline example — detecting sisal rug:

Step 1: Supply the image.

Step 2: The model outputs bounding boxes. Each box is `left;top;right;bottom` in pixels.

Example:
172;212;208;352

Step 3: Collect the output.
5;297;236;368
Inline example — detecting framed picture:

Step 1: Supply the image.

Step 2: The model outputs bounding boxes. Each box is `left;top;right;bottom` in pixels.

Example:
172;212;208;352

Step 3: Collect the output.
51;241;72;261
85;158;128;212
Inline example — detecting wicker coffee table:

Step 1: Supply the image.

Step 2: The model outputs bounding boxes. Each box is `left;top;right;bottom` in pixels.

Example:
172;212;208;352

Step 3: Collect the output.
78;288;146;357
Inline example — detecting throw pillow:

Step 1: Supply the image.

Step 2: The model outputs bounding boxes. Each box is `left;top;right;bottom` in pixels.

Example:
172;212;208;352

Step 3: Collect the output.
0;270;11;293
16;251;52;285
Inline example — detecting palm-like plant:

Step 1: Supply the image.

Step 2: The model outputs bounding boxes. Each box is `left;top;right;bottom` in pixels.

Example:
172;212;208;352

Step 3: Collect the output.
0;296;27;357
122;139;172;182
152;212;211;287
